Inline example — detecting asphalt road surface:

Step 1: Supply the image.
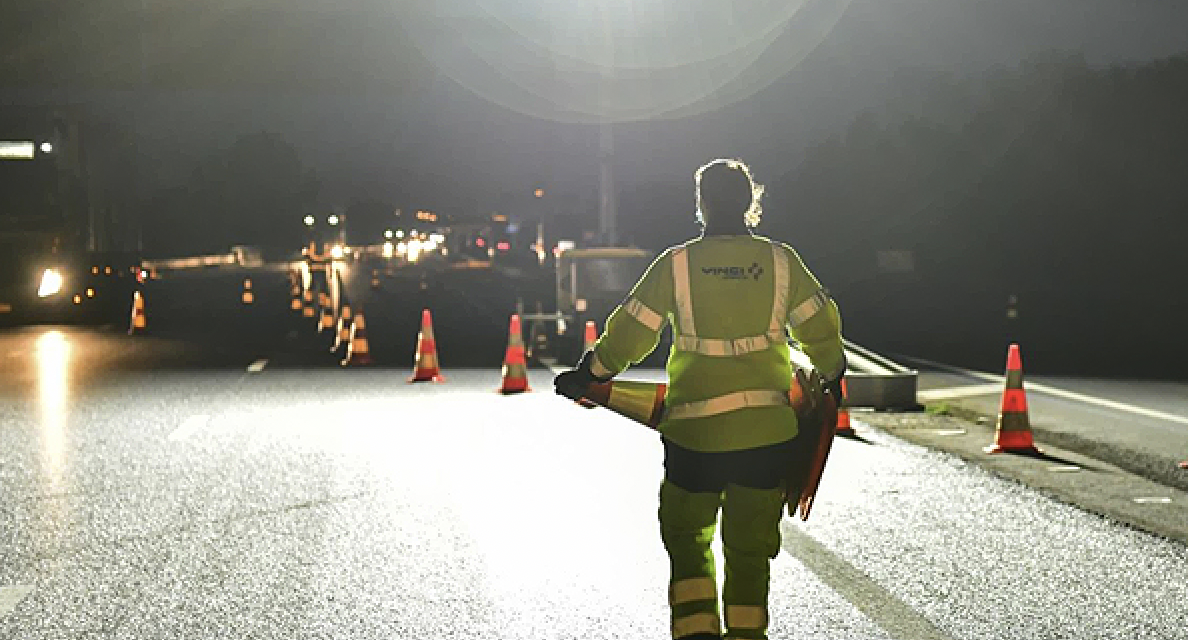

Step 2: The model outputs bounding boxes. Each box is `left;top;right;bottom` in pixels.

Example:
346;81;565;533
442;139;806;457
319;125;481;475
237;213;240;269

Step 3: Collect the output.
2;262;1187;639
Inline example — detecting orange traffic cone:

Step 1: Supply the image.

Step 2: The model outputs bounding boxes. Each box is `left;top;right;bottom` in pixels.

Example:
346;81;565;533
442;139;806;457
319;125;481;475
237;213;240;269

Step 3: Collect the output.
835;377;856;438
409;308;445;382
318;297;336;333
128;290;146;335
498;314;531;394
301;289;315;318
582;380;669;429
289;276;303;311
985;343;1041;455
583;320;599;353
241;278;254;304
341;305;372;366
371;269;381;289
1179;460;1188;470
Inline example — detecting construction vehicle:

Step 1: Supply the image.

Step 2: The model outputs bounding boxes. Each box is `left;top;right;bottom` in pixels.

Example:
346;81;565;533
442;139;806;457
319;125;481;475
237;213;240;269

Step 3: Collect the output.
0;108;139;324
520;244;659;366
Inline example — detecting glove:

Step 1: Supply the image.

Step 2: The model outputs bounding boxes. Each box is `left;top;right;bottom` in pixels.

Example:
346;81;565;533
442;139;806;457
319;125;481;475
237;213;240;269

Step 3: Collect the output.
554;351;610;401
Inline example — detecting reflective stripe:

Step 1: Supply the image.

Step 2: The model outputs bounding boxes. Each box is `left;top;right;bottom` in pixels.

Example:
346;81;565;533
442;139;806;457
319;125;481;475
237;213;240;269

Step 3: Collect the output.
672;612;721;638
666;389;789;420
670;577;717;605
769;245;790;335
671;247;696;335
725;604;767;630
789;288;829;327
589;350;613;379
674;333;781;357
623;297;665;332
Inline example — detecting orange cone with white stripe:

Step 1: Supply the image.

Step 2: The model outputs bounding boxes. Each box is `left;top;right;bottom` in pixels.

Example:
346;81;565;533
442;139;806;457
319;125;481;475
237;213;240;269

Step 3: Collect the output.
289;275;303;311
835;377;856;438
581;380;668;428
341;304;372;366
985;343;1041;454
409;308;445;382
301;289;315;318
498;314;531;394
583;320;598;352
128;290;146;335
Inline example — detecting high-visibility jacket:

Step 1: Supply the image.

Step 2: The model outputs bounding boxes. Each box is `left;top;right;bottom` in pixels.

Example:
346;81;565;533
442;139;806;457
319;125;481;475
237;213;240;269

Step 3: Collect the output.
589;234;844;453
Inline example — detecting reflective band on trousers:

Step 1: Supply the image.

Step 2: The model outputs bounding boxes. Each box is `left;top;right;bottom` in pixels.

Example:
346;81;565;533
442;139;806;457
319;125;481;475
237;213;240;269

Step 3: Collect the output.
725;604;767;630
670;577;717;605
672;612;721;638
666;389;789;421
623;297;665;332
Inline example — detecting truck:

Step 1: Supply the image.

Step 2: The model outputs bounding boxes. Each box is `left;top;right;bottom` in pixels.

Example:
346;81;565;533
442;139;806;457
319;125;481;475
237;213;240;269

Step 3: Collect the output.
0;108;140;324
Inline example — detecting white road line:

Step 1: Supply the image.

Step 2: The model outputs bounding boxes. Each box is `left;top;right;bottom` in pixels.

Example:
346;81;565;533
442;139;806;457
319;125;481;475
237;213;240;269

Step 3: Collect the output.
1133;497;1173;504
917;383;1003;402
168;414;210;442
247;359;268;373
782;527;956;640
0;585;34;617
912;357;1188;426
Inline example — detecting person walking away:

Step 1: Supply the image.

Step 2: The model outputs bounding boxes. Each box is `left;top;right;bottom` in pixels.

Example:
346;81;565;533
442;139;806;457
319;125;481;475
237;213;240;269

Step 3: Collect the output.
555;158;846;640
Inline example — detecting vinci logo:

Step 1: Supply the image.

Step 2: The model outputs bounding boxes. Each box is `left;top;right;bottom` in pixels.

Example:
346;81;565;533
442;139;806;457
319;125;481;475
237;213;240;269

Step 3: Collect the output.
702;263;764;281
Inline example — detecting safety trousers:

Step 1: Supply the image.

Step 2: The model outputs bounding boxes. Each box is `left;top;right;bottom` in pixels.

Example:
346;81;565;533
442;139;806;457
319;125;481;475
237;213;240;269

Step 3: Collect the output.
659;439;791;640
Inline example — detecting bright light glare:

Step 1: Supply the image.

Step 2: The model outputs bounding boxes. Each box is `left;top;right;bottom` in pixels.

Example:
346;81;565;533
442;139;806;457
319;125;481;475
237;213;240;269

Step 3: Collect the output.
328;215;340;226
40;142;53;153
429;233;445;243
395;230;405;239
384;229;394;239
331;245;345;259
38;268;63;297
396;241;408;255
407;239;422;263
0;141;35;159
303;215;316;226
382;241;395;258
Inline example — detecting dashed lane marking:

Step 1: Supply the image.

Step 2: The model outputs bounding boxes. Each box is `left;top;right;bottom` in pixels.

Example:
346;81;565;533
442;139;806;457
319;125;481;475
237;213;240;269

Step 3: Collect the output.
0;585;34;617
168;414;210;442
782;527;956;640
247;359;268;373
1132;497;1173;504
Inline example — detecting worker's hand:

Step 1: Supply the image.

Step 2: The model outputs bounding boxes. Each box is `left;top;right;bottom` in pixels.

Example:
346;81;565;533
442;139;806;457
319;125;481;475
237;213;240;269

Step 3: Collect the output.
554;368;593;401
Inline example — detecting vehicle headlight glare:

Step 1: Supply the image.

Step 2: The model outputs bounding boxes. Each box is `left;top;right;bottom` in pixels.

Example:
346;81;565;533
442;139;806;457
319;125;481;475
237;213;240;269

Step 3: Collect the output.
38;268;63;297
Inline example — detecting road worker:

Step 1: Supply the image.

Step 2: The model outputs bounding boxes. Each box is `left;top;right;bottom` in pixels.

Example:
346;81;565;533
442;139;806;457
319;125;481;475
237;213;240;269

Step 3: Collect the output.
555;158;846;640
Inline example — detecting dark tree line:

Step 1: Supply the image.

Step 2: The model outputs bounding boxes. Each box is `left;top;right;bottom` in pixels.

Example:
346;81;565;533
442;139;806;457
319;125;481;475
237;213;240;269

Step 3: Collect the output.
142;132;318;258
757;53;1188;376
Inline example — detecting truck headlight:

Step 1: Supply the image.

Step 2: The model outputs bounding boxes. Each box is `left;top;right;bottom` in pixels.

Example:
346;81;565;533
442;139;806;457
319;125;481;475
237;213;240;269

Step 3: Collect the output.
38;268;63;297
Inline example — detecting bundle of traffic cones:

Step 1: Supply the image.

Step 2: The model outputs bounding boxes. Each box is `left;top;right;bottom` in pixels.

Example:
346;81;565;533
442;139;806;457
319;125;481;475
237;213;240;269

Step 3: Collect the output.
128;290;147;335
409;308;445;382
498;314;531;394
341;304;372;366
984;343;1041;455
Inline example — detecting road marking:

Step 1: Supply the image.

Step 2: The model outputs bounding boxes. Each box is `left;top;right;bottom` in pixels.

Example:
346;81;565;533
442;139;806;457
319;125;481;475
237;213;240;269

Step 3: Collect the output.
168;414;210;442
247;359;268;373
1049;465;1082;473
1132;497;1172;504
0;585;34;616
917;383;1002;402
909;358;1188;426
932;429;966;436
782;527;955;640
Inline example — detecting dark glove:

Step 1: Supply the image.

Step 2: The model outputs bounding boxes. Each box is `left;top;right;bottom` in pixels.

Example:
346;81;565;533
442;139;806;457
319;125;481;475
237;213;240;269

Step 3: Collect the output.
554;351;610;401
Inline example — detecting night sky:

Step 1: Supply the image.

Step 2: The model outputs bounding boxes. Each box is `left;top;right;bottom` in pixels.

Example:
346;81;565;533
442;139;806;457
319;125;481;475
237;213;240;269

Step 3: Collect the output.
2;0;1187;213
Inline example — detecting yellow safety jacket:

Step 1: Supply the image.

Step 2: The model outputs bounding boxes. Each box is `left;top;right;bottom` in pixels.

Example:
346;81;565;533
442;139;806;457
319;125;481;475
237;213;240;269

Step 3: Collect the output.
589;234;844;453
